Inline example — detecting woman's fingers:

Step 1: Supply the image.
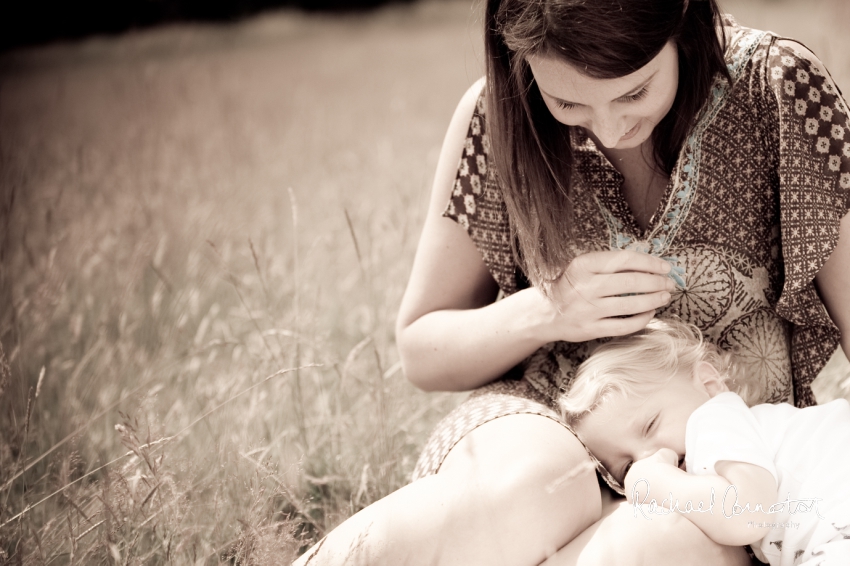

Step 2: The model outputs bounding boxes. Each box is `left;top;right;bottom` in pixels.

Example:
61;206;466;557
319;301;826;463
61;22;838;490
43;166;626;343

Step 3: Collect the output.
543;251;675;343
593;309;658;337
573;250;672;276
598;290;672;317
597;271;675;297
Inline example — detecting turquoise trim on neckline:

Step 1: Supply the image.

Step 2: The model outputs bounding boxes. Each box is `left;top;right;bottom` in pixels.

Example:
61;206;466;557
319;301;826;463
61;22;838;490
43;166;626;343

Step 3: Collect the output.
597;27;769;290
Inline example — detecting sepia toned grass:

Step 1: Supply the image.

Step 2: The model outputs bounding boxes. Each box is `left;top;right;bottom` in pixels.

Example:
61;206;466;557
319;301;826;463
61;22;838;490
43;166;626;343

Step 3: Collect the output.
0;0;848;563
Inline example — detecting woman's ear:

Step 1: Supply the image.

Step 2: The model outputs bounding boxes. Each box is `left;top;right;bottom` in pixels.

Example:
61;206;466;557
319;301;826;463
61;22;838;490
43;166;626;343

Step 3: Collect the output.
693;361;729;397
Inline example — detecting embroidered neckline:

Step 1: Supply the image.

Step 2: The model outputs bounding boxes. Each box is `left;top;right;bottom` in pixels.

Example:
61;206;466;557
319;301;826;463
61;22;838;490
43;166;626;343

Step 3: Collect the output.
594;25;769;289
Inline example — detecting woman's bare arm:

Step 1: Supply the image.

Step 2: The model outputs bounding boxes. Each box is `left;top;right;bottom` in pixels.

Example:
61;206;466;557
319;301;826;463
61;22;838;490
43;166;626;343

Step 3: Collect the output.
395;78;552;391
396;80;675;392
815;211;850;358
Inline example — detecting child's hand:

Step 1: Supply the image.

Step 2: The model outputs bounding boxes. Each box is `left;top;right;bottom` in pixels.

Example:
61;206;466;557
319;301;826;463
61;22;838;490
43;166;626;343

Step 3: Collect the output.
644;447;679;467
624;448;680;502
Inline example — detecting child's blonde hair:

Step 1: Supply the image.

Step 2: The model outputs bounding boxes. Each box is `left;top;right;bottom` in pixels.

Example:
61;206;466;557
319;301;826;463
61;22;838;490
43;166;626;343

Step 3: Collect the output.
560;318;759;428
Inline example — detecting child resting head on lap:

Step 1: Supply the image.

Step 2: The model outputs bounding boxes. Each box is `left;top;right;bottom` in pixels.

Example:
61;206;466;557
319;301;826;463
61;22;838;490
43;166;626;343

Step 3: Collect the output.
561;318;850;566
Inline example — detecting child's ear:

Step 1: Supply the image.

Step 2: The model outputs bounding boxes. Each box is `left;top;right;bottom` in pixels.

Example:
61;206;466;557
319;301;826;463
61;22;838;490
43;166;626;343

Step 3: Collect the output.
693;361;729;397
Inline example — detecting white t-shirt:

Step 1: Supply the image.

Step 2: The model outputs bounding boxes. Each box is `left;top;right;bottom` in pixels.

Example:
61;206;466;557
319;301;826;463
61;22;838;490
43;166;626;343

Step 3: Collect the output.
685;392;850;566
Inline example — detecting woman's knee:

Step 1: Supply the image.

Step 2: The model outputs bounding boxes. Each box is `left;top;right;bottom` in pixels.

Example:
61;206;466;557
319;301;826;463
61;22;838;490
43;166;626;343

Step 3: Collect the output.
440;414;592;478
437;415;602;564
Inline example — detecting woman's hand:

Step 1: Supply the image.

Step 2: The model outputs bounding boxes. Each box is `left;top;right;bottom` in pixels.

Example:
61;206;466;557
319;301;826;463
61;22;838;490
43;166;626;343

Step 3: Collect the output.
538;250;675;344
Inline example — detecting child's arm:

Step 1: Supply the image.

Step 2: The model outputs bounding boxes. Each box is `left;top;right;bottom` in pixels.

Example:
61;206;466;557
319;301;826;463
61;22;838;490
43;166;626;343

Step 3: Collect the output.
625;448;778;547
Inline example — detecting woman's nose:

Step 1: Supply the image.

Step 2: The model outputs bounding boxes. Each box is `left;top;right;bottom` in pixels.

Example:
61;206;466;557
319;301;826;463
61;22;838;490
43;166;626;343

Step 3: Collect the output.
592;112;626;148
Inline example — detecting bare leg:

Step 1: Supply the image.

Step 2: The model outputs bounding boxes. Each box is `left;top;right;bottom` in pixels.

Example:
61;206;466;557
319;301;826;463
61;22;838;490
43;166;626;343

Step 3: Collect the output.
295;415;601;565
542;498;751;566
294;414;750;566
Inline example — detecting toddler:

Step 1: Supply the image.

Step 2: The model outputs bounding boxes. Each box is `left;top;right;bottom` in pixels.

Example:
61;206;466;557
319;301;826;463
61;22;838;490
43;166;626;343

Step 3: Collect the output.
561;318;850;566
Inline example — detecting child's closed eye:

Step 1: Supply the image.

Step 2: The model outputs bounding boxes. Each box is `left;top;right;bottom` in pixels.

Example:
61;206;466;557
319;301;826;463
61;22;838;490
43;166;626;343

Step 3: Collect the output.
645;415;658;436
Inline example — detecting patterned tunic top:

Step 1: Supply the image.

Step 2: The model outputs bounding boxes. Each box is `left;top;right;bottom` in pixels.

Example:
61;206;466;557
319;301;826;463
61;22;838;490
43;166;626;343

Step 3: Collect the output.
444;22;849;411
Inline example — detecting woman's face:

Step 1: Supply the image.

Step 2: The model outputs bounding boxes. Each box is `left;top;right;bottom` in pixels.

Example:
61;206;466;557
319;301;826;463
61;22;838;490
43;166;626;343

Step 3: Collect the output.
527;41;679;150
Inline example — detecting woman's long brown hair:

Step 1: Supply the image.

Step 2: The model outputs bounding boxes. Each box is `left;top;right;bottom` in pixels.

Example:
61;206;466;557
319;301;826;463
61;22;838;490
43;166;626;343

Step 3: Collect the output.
484;0;731;292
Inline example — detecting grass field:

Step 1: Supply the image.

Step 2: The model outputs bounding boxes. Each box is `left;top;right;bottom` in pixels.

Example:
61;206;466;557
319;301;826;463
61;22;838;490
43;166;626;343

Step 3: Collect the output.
1;0;848;562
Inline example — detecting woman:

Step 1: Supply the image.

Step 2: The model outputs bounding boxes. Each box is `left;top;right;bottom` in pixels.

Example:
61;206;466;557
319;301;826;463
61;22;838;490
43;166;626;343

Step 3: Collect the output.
295;0;850;563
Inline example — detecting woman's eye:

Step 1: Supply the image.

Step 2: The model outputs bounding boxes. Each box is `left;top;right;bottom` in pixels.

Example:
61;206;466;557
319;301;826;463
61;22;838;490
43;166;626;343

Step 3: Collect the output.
554;87;647;111
622;87;649;103
623;461;633;480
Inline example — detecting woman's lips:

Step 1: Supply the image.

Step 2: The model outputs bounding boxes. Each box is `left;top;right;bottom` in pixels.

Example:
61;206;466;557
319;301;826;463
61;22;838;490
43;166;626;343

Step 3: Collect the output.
620;121;640;141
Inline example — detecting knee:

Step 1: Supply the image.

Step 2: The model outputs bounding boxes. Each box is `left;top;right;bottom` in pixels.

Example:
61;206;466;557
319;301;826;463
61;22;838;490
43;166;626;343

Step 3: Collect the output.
488;446;598;511
439;416;602;563
442;415;600;515
476;453;601;563
476;442;598;511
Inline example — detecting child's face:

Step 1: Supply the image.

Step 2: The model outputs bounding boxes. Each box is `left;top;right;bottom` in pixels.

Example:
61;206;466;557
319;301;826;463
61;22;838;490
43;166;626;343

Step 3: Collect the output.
574;365;725;484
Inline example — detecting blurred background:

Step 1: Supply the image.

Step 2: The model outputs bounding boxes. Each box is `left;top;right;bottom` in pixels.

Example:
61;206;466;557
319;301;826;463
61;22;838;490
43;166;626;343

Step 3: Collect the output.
1;0;420;51
0;0;848;562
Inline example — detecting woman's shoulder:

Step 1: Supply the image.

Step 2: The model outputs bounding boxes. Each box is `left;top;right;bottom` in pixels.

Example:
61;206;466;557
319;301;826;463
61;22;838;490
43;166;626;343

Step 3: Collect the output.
762;37;837;93
766;38;827;68
456;77;486;126
720;15;774;77
719;16;846;141
757;33;847;125
441;77;487;164
722;15;835;87
465;76;486;103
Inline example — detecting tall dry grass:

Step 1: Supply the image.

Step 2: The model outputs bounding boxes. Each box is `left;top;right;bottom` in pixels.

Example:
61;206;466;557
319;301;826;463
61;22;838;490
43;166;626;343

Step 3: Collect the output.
0;1;482;561
0;0;848;563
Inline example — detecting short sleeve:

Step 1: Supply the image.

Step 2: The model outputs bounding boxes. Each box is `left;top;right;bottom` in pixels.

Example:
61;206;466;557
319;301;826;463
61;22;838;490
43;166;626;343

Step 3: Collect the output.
442;92;523;295
685;392;779;484
763;39;849;403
